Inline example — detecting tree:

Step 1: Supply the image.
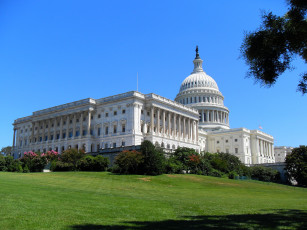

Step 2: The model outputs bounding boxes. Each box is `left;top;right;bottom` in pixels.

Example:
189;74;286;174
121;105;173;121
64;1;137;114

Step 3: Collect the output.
140;140;165;175
1;146;12;156
285;145;307;186
241;0;307;94
60;148;85;170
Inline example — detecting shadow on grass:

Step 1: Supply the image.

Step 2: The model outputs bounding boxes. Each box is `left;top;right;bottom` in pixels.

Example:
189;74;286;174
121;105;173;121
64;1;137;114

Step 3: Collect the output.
70;209;307;230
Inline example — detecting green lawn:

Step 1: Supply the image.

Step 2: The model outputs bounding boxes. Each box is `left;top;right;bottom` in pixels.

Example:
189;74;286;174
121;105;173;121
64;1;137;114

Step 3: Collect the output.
0;172;306;230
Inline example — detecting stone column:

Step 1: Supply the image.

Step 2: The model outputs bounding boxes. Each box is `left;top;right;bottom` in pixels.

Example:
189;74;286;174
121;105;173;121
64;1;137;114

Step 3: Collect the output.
66;116;69;139
150;106;154;133
183;117;186;139
80;113;83;138
73;114;76;138
12;128;16;147
178;115;181;139
87;110;92;136
168;112;171;135
59;117;63;140
173;114;177;137
157;108;160;134
47;119;51;141
162;110;166;135
188;119;191;140
52;119;56;141
196;121;199;142
31;122;35;143
36;122;39;143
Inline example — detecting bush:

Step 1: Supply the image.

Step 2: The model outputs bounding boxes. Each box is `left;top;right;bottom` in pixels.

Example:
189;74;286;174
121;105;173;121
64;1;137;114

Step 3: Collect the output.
140;141;165;175
60;148;85;170
78;155;109;171
51;161;74;171
228;171;238;179
0;155;6;171
93;155;109;171
23;165;30;173
209;169;224;178
20;152;47;172
285;145;307;186
250;166;280;182
113;150;144;174
165;158;184;174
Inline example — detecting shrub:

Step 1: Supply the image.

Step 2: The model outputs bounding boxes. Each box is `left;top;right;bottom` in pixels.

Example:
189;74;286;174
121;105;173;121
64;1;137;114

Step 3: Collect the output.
209;169;224;178
60;148;85;170
250;166;280;182
23;165;30;173
285;145;307;186
93;155;109;171
228;171;238;179
140;141;165;175
114;150;144;174
0;155;6;171
51;161;74;171
78;155;95;171
165;158;184;174
20;152;47;172
78;155;109;171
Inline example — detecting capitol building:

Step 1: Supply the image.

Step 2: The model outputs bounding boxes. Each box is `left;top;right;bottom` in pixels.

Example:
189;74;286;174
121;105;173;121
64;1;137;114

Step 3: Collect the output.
12;47;275;164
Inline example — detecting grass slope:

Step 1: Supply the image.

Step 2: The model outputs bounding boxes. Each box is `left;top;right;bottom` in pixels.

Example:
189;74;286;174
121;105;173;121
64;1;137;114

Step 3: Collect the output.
0;172;306;230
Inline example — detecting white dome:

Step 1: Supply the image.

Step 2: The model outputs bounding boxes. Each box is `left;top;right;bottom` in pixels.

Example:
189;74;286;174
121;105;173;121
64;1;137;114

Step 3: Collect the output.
175;46;230;131
179;71;219;92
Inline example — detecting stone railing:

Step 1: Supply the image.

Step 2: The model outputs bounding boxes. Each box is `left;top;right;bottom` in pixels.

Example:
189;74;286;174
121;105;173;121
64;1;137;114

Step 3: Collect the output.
33;98;96;116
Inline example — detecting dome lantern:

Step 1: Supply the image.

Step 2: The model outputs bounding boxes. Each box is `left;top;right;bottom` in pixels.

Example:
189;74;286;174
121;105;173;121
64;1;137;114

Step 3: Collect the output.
192;45;204;73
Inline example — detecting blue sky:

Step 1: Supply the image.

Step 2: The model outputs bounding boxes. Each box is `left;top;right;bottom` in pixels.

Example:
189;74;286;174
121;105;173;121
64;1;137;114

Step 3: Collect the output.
0;0;306;148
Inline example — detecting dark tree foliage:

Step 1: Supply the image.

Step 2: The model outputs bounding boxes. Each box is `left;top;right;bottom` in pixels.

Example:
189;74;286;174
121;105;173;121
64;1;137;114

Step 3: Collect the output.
1;146;12;156
241;0;307;94
113;150;144;174
60;148;85;170
140;140;165;175
285;145;307;186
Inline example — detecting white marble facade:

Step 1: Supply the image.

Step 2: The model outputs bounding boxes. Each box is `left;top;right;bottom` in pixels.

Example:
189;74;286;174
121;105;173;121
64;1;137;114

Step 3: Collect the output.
12;92;200;158
274;146;293;162
12;47;275;164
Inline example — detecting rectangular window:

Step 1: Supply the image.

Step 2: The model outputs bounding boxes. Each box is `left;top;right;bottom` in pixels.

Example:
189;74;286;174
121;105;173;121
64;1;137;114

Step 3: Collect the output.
70;120;72;124
122;124;125;132
106;113;109;117
98;114;101;118
105;143;108;148
62;133;66;139
69;132;73;138
98;128;101;136
226;149;229;153
50;135;54;140
113;143;116;148
114;111;117;116
235;139;238;142
122;109;125;114
113;125;117;133
235;148;238;154
39;137;42;142
45;136;48;141
75;131;79;137
90;129;93;135
82;130;86;136
122;141;125;146
56;134;60;140
105;127;109;135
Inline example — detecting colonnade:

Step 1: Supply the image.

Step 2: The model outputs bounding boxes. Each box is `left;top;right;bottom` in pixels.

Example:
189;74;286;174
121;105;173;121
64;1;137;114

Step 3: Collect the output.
198;109;229;125
258;139;274;160
143;106;198;142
